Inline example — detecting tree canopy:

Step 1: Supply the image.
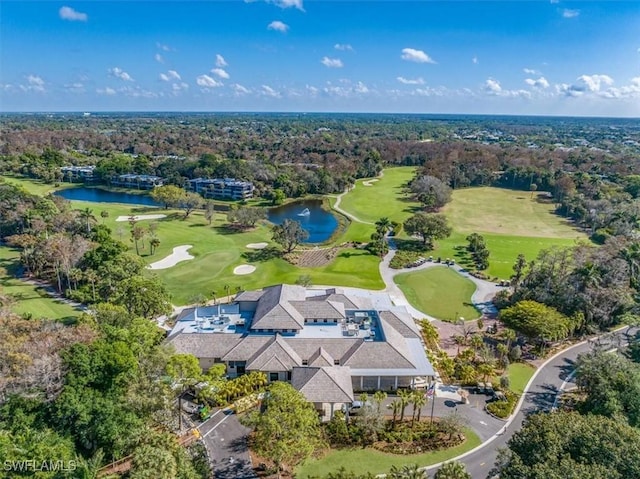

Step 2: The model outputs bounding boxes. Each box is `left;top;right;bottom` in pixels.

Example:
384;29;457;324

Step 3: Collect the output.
403;213;452;249
243;382;325;471
493;411;640;479
272;219;309;253
500;300;576;343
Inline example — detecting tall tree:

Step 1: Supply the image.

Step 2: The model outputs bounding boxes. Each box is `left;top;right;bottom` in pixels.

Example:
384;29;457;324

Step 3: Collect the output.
78;207;97;234
242;382;325;473
493;411;640;479
403;213;452;249
150;185;185;210
272;219;309;253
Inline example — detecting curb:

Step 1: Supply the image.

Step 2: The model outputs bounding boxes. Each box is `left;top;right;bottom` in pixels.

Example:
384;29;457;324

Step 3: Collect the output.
421;325;627;472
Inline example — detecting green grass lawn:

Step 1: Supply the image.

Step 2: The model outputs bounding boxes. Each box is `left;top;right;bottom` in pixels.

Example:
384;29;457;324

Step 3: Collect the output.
428;232;582;280
394;266;480;321
442;187;583;239
0;177;385;305
295;428;480;478
0;246;81;321
506;362;536;395
337;167;420;224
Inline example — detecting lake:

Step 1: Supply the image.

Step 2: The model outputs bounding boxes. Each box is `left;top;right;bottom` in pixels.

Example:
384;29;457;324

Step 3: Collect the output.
268;200;339;243
54;187;161;206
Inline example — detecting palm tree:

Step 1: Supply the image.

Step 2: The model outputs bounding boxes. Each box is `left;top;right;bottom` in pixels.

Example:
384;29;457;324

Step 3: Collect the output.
388;399;402;429
78;207;97;234
375;217;392;235
100;210;109;223
389;464;426;479
410;390;427;426
434;461;471;479
398;389;412;423
149;237;160;255
373;390;387;415
224;284;231;302
502;328;516;350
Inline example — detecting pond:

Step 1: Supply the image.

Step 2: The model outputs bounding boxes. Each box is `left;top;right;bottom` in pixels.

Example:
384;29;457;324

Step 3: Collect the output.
54;187;161;206
268;200;339;243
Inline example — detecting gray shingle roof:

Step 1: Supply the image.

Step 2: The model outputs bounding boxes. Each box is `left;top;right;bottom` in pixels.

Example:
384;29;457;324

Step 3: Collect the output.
308;347;334;367
378;310;421;339
250;284;306;330
167;333;241;359
286;338;362;363
247;334;302;371
290;299;345;320
291;367;354;403
222;336;272;361
235;290;265;302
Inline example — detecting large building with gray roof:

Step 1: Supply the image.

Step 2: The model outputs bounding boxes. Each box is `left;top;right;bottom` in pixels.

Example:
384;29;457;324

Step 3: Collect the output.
167;284;434;420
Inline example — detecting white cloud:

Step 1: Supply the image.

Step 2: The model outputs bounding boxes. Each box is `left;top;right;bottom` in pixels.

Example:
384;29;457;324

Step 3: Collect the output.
484;78;502;94
525;76;550;88
231;83;251;95
154;53;164;64
215;54;228;67
211;68;230;79
578;74;614;92
601;77;640;99
156;43;173;52
523;68;541;75
59;6;87;22
159;70;181;82
321;57;343;68
96;87;116;95
65;82;85;93
267;0;304;10
401;48;436;64
334;43;353;51
108;67;134;82
397;76;425;85
196;75;222;88
550;0;560;3
268;21;289;32
261;85;281;98
171;82;189;93
354;81;369;94
562;9;580;18
484;78;531;98
472;56;478;65
21;75;45;92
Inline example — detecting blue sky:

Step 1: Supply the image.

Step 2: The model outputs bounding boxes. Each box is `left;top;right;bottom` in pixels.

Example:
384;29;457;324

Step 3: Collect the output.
1;1;639;116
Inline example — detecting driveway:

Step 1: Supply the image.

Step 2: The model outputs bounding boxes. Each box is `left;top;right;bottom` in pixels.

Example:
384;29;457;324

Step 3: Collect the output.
198;408;257;479
423;327;637;479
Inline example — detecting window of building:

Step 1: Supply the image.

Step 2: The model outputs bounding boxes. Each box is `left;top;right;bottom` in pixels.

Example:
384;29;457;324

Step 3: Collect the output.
334;360;340;365
269;372;278;382
302;360;308;366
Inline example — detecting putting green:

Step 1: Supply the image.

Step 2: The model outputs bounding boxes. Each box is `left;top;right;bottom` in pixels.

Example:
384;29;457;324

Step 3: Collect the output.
395;266;480;321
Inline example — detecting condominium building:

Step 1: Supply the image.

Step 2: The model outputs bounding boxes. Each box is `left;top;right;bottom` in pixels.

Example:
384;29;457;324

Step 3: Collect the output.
188;178;254;200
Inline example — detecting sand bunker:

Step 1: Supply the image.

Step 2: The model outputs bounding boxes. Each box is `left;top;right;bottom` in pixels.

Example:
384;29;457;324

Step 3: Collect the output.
147;245;194;270
233;264;256;275
362;179;379;187
246;242;269;249
116;214;167;222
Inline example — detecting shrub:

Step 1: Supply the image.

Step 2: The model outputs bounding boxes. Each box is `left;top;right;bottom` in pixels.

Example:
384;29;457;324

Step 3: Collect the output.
486;391;518;419
509;345;522;362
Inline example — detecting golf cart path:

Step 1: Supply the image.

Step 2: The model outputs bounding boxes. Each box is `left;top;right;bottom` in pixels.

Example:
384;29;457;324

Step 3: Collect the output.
331;171;385;226
378;242;502;322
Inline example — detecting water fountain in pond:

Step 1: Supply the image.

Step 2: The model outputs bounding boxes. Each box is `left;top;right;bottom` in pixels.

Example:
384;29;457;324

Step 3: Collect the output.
297;207;311;217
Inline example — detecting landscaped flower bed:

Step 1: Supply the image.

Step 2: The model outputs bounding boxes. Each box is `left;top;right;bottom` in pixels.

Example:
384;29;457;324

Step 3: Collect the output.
486;390;519;418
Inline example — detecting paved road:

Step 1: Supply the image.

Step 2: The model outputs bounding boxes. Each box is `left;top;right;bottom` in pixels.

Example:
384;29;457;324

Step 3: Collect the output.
423;327;637;479
199;408;256;479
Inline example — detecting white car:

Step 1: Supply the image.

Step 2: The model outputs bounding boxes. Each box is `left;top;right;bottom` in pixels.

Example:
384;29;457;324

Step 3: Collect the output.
410;377;429;389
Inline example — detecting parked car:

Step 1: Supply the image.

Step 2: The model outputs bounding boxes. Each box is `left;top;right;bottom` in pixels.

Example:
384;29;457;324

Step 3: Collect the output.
410;376;429;389
343;400;372;415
